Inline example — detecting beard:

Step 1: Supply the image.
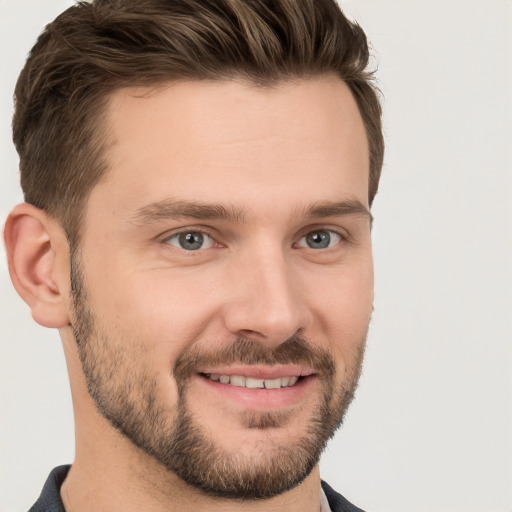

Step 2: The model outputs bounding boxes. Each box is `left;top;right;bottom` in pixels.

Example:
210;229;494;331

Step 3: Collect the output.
69;249;367;500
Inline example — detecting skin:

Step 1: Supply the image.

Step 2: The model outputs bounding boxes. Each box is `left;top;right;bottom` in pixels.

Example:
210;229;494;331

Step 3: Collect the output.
5;76;373;512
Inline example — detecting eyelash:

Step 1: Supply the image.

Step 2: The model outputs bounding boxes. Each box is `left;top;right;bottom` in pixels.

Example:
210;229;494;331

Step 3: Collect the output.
295;229;344;250
161;226;348;253
162;228;217;251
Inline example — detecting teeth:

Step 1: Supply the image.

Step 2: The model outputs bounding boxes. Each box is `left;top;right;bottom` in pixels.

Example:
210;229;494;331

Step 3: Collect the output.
280;377;290;387
205;374;300;388
230;375;246;387
264;378;282;389
245;377;264;388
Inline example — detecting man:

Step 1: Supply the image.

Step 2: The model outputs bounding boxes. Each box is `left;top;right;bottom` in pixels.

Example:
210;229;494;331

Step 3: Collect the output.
4;0;384;510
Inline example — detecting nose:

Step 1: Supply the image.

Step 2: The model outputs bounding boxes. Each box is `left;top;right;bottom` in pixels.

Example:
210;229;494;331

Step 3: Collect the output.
222;247;310;346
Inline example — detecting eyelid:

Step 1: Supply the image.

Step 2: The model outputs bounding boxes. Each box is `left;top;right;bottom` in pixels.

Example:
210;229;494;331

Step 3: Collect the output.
157;224;350;250
296;223;349;243
160;226;219;249
159;224;213;239
295;228;345;249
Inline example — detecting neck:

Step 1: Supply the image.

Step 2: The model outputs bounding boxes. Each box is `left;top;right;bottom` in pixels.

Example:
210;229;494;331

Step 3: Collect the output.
61;447;322;512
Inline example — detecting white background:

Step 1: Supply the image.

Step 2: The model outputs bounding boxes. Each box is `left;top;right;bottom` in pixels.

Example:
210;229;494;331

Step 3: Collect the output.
1;1;511;511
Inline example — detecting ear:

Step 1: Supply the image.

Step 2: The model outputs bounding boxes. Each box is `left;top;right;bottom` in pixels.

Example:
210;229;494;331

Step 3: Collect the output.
4;203;71;328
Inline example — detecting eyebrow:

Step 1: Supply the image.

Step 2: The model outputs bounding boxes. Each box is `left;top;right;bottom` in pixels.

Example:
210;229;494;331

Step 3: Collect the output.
129;198;372;226
303;199;373;223
129;199;247;225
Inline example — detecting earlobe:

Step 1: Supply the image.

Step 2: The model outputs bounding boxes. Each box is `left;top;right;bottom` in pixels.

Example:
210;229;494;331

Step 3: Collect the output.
4;203;71;328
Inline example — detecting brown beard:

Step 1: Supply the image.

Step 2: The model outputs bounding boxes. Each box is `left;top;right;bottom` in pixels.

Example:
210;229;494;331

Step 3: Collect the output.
70;248;366;500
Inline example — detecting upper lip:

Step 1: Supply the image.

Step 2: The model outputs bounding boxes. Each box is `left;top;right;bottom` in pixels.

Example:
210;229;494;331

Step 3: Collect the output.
199;364;315;379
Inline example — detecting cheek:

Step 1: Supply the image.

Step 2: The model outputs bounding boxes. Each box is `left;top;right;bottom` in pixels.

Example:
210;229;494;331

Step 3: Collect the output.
306;262;373;367
86;267;222;364
342;263;374;328
310;260;373;324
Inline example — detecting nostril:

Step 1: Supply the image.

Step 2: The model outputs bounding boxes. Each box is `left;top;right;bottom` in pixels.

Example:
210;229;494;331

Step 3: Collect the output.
237;329;262;338
222;284;309;345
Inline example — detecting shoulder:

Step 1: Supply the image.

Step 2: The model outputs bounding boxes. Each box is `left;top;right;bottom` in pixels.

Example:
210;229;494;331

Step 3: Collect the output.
28;465;70;512
321;480;367;512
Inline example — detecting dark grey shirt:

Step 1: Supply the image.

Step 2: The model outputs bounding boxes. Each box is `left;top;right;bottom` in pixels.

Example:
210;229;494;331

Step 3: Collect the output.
29;465;366;512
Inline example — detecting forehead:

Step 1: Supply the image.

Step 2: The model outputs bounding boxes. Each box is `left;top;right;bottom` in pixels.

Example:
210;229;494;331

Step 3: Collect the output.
88;77;369;223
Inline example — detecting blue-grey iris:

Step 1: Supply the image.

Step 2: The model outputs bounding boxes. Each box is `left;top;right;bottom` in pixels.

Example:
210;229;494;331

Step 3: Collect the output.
306;230;331;249
179;232;204;250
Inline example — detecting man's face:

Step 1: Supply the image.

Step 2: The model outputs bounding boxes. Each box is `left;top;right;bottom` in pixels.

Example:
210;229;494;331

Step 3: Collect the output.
71;77;373;498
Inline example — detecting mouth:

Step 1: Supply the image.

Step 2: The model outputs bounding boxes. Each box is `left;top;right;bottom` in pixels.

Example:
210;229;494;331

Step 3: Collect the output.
201;373;301;389
194;365;316;410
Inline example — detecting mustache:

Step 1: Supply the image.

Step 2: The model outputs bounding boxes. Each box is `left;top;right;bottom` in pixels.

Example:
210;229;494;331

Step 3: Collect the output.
173;335;336;382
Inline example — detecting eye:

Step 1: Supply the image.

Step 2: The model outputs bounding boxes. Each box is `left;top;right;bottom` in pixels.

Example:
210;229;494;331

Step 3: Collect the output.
297;229;342;249
165;231;215;251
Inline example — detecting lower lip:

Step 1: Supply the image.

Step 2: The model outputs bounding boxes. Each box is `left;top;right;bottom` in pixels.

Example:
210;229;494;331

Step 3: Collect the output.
195;374;316;410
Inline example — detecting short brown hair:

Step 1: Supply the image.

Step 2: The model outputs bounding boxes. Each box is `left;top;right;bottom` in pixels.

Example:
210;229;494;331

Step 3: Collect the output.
13;0;384;246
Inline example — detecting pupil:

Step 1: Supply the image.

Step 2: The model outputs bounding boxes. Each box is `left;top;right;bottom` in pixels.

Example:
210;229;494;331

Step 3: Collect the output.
307;231;330;249
180;232;203;250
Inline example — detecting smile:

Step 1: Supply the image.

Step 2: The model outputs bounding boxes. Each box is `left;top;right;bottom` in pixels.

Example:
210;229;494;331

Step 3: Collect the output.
195;366;317;410
196;365;316;409
203;373;299;389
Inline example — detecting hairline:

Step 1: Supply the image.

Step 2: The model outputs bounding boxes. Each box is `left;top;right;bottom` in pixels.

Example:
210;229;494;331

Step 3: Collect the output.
67;72;371;247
